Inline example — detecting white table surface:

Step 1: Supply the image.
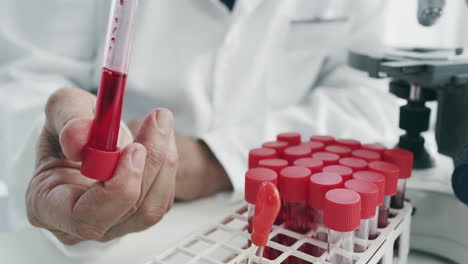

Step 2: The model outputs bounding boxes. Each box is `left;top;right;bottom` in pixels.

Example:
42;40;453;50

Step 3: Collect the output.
0;193;454;264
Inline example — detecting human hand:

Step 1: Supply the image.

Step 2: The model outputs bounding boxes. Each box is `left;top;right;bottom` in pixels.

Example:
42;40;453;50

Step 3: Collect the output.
26;87;178;245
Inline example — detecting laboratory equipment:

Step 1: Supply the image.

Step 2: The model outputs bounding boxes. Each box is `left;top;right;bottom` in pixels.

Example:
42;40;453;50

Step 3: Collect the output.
368;161;399;228
262;142;289;158
325;145;353;157
293;158;324;174
339;157;368;171
352;171;386;240
351;149;381;163
344;179;379;253
248;182;281;264
299;141;325;153
283;146;312;165
310;135;335;145
312;152;340;166
382;149;414;209
324;189;361;264
277;132;301;146
249;148;278;169
322;165;354;181
81;0;139;181
335;139;361;150
258;159;289;176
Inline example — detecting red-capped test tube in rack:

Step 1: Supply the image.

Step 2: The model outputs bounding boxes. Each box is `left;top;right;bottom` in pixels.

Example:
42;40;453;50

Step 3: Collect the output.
368;161;399;228
81;0;139;181
310;135;336;146
352;171;386;240
324;189;361;264
344;179;379;252
258;158;288;225
249;148;277;169
383;148;414;209
277;132;301;146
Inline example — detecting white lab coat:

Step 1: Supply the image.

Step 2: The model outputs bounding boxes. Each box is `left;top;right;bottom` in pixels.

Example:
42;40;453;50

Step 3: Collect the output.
0;0;414;257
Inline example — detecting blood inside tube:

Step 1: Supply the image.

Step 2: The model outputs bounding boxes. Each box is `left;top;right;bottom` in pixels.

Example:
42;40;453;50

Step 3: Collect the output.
88;67;127;151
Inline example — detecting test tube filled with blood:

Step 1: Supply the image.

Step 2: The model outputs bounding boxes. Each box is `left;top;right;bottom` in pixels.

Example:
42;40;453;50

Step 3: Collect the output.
383;148;414;209
81;0;140;181
277;132;302;146
310;135;336;146
249;148;278;169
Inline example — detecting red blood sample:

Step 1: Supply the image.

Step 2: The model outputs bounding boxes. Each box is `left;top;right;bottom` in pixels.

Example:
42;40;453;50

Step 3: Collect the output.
382;148;414;179
325;145;352;157
344;180;379;220
262;141;289;157
277;132;301;146
324;189;361;232
335;139;361;150
310;135;335;145
81;68;127;181
294;158;324;173
362;143;387;154
339;157;368;171
352;171;385;206
283;145;312;164
368;161;399;196
323;165;353;181
249;148;277;169
308;173;344;211
279;166;312;234
312;152;340;166
300;141;325;153
352;149;381;162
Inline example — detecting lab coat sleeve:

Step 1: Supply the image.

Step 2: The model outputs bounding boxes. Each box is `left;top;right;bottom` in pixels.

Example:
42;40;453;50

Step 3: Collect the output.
202;0;400;200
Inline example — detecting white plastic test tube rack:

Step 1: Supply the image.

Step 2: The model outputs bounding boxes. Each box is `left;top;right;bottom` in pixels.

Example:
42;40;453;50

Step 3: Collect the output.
147;202;412;264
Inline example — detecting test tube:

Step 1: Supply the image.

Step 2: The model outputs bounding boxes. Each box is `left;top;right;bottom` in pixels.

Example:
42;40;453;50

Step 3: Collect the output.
249;148;277;169
300;141;325;153
312;152;341;166
310;135;336;146
344;180;379;252
335;139;361;150
339;157;368;171
258;158;288;225
325;145;353;157
262;141;289;158
351;149;381;162
283;145;312;165
294;158;324;174
383;148;414;209
361;143;387;155
277;132;301;146
352;171;385;240
245;168;278;234
368;161;399;228
324;189;361;264
81;0;139;181
323;165;354;182
308;172;343;256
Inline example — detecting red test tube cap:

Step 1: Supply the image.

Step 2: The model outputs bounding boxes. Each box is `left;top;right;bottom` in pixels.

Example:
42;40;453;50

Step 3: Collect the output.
352;149;381;162
324;189;361;232
249;148;277;169
323;165;354;181
382;148;414;179
81;146;121;181
335;139;361;150
308;172;343;210
352;171;385;205
312;152;340;166
362;143;387;154
245;168;278;204
368;161;399;196
310;135;335;145
325;145;352;157
251;182;281;247
277;132;301;146
283;145;312;164
262;141;289;157
339;157;368;171
279;166;312;203
294;158;324;173
344;179;379;219
300;141;325;153
258;158;289;175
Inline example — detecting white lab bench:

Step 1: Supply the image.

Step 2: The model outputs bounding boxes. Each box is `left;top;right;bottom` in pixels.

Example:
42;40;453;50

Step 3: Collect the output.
0;192;454;264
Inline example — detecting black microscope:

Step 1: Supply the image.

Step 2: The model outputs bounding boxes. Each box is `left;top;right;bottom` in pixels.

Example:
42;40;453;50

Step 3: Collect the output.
348;0;468;205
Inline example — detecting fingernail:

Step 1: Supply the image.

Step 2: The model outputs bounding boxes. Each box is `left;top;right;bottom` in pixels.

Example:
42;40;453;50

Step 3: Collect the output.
132;148;146;171
154;109;173;134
